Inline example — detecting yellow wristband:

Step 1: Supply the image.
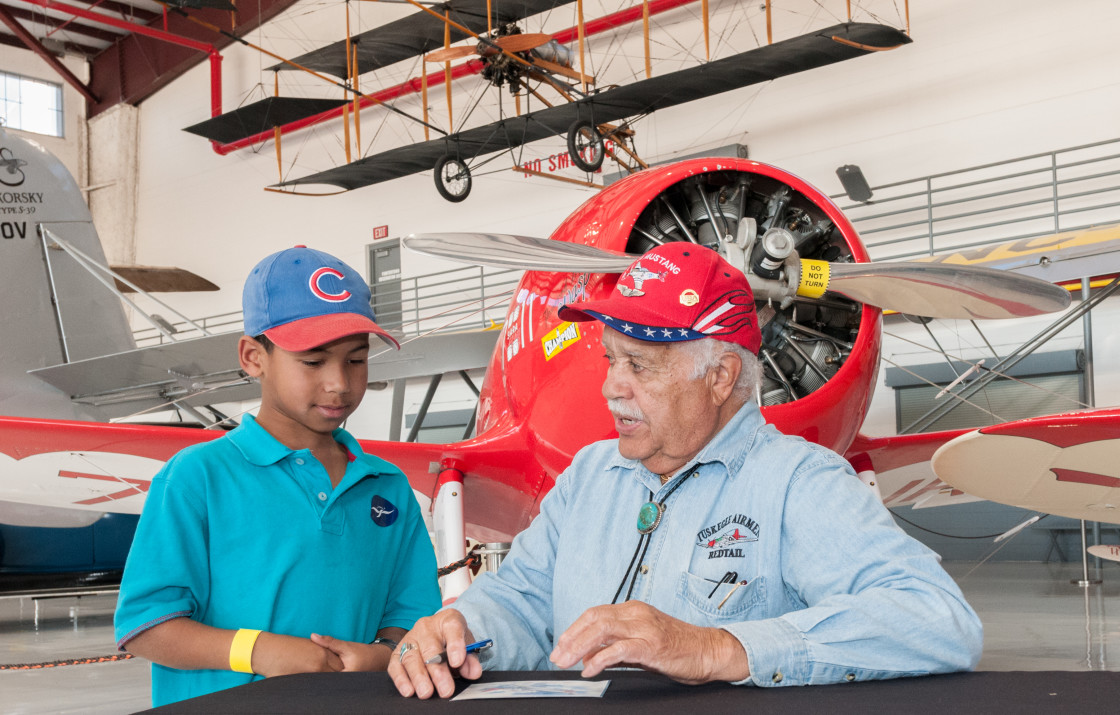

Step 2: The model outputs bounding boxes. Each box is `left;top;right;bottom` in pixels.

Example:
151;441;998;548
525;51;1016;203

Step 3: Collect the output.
229;629;262;674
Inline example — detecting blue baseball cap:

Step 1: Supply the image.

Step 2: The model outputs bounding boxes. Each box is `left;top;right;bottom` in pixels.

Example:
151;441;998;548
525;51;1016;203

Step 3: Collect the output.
243;246;399;351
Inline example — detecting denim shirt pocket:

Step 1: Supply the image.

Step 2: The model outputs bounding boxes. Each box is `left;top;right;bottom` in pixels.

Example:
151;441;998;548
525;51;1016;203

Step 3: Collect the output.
677;571;766;622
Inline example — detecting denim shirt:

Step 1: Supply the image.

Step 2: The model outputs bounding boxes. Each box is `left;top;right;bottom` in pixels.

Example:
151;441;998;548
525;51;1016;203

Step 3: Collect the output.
453;402;983;686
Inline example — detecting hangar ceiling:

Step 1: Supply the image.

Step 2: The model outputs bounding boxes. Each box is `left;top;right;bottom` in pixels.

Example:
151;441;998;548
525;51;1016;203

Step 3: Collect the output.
0;0;299;116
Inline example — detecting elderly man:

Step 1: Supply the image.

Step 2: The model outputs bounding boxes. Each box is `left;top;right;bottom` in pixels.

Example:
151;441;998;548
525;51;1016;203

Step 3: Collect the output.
389;243;982;698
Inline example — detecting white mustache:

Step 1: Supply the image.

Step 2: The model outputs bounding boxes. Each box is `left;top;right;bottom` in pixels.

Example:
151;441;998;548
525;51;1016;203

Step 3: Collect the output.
607;399;645;422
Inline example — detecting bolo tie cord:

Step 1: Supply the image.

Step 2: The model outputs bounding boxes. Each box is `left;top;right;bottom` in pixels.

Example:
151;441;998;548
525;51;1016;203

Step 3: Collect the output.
611;464;700;604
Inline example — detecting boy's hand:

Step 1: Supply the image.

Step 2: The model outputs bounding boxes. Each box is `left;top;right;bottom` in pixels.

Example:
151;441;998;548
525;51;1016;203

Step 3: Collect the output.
252;632;344;676
310;633;382;671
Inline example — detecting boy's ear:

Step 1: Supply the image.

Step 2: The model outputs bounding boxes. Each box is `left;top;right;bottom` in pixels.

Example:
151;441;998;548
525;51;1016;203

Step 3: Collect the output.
239;336;267;377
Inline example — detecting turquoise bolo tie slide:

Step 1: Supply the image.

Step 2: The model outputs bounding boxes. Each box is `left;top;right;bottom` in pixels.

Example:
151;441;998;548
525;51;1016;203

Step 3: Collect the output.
637;501;664;534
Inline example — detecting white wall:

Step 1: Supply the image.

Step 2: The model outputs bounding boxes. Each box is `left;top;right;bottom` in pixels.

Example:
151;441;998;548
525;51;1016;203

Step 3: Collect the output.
121;0;1120;437
0;44;87;187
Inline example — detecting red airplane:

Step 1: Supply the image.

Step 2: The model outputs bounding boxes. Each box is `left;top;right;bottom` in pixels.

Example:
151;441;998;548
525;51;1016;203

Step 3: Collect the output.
3;135;1119;591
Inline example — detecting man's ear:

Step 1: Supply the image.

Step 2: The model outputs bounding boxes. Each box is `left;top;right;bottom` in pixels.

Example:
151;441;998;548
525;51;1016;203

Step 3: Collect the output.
239;336;266;377
709;349;743;406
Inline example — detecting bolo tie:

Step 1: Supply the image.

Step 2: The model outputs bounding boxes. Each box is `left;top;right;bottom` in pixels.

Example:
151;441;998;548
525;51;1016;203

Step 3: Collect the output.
611;463;701;604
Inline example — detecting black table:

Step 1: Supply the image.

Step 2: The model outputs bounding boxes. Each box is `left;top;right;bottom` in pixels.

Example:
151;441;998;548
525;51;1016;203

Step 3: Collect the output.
143;670;1120;713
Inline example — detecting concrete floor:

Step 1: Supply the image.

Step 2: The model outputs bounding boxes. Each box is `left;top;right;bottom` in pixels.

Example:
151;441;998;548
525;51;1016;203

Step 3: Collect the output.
2;561;1119;713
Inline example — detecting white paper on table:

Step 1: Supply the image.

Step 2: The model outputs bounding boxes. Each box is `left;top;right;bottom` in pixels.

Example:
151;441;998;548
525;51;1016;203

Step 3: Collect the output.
451;680;611;700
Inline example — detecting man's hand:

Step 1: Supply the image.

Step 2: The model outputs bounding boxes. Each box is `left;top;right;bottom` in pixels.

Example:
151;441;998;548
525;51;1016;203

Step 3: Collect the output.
251;632;344;677
387;609;483;699
549;601;750;684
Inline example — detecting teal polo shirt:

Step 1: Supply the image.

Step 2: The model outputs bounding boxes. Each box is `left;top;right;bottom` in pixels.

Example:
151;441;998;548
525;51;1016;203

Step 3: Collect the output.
115;415;441;706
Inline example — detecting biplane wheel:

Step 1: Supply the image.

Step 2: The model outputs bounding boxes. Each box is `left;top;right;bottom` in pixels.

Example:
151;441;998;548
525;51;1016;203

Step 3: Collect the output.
567;120;605;172
434;155;472;202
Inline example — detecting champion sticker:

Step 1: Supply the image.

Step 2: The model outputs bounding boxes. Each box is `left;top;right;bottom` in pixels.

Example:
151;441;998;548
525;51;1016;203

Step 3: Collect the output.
370;495;399;526
541;321;581;361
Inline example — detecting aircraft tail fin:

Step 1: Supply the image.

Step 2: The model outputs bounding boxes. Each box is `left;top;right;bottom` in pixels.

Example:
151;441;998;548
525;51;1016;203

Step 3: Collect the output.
0;127;134;419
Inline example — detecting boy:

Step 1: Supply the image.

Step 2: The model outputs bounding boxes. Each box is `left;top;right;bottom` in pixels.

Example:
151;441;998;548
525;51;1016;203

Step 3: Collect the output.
115;246;441;706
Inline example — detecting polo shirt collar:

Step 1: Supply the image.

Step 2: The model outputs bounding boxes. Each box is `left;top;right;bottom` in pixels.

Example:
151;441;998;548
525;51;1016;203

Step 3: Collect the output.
228;414;293;466
228;414;366;468
227;415;399;481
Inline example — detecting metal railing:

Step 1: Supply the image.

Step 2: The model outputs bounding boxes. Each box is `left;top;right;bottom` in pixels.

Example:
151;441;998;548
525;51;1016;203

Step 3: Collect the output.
832;137;1120;260
133;311;244;346
372;265;521;338
135;138;1120;346
133;266;522;346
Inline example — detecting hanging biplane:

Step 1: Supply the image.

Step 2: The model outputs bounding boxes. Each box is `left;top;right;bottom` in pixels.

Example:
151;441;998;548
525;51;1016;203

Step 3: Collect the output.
178;0;913;200
6;121;1120;594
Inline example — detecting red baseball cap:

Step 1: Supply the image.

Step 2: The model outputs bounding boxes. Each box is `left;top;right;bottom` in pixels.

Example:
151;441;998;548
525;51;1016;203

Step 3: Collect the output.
558;243;761;354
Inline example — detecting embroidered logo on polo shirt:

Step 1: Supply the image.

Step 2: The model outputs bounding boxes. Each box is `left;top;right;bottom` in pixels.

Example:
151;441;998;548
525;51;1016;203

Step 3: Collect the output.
696;514;759;559
370;496;398;526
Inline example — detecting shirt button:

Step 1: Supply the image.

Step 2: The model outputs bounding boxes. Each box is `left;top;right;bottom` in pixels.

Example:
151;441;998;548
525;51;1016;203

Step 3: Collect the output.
845;673;856;682
295;458;305;466
639;565;649;574
772;671;783;683
318;491;327;501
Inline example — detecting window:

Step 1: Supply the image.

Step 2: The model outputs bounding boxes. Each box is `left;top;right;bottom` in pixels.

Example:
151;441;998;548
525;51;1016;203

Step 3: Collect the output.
0;72;63;137
886;350;1084;433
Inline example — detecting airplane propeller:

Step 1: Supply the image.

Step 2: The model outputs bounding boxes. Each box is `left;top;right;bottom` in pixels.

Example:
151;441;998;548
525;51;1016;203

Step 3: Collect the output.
403;232;1072;320
424;33;555;63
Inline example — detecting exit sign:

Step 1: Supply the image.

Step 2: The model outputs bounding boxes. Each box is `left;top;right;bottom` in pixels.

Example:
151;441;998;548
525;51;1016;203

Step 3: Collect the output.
372;225;389;240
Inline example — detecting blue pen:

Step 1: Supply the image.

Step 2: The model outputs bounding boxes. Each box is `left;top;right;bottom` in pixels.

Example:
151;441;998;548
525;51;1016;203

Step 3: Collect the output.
424;638;493;665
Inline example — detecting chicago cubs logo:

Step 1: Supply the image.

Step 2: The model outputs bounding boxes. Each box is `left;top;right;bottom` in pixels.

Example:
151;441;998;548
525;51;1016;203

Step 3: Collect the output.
309;267;351;302
370;495;398;526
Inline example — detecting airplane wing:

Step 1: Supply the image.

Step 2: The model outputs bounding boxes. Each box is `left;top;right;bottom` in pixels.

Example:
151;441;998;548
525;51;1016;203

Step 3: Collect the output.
911;222;1120;284
28;328;499;419
110;265;220;293
276;0;581;78
275;22;911;192
931;408;1120;524
182;97;352;145
0;416;220;518
844;430;979;509
0;413;538;542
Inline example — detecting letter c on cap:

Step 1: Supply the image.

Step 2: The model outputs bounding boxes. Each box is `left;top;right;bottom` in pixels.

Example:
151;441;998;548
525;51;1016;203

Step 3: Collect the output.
309;267;351;302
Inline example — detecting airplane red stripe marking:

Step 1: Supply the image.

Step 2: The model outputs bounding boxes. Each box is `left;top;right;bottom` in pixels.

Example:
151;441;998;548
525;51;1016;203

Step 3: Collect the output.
980;422;1120;448
1052;468;1120;488
884;479;924;505
58;470;150;490
903;479;948;503
76;487;146;505
59;470;150;504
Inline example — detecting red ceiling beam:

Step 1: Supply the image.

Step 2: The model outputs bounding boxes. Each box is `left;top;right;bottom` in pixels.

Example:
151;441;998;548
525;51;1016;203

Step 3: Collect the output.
16;0;213;51
1;3;123;43
68;0;159;25
10;0;300;117
0;4;98;103
0;26;99;56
